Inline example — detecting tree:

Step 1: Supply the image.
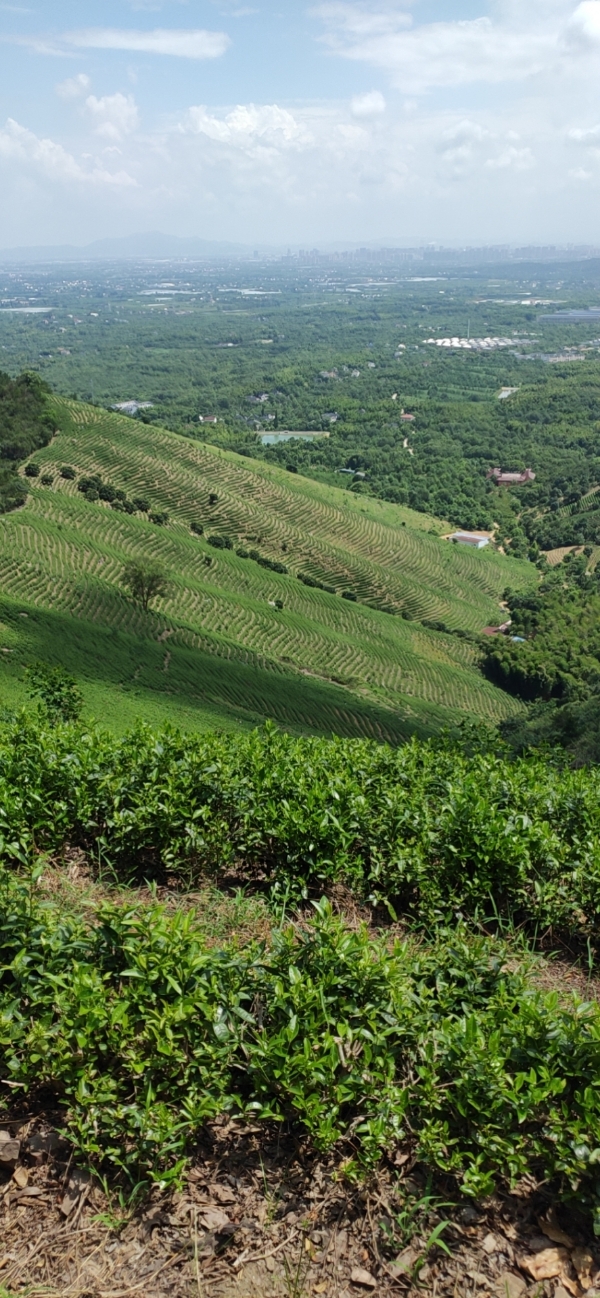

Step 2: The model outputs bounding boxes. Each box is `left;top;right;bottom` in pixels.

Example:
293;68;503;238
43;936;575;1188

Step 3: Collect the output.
25;662;83;723
122;561;170;611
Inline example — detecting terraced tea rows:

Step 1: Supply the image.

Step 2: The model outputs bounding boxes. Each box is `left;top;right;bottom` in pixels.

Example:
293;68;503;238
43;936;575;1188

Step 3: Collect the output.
0;398;536;736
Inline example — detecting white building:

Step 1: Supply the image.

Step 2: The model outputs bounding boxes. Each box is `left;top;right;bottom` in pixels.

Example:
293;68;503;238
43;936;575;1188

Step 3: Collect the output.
448;531;490;549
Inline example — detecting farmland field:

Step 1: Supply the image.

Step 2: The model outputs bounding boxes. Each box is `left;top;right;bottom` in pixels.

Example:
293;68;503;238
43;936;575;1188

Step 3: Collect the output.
0;397;536;736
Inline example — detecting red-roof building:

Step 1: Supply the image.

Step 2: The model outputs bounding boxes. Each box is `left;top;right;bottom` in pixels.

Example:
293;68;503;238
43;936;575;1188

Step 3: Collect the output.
487;467;536;485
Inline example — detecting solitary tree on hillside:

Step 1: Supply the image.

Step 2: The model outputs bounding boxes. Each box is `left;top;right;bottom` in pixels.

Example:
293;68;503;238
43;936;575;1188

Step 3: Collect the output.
122;561;170;612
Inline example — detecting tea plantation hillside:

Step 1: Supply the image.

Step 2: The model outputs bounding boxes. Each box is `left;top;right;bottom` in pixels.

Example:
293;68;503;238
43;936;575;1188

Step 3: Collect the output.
0;397;536;737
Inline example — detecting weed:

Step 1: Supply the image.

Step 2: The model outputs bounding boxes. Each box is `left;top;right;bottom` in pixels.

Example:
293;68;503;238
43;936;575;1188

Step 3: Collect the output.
282;1247;312;1298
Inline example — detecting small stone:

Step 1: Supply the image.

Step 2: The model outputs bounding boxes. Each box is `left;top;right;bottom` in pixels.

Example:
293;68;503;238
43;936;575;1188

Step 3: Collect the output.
521;1248;570;1282
265;1256;275;1273
12;1167;28;1189
495;1271;526;1298
350;1267;377;1289
461;1206;484;1225
483;1234;500;1255
528;1236;558;1254
27;1131;61;1156
0;1134;20;1166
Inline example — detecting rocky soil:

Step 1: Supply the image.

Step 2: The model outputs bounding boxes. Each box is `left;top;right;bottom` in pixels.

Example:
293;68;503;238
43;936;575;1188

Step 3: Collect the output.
1;1111;599;1298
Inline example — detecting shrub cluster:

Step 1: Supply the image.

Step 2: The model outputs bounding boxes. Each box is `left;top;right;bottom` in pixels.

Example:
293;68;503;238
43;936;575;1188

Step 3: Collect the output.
0;372;56;514
3;720;600;1207
235;547;288;573
77;474;148;516
248;549;287;574
3;882;600;1210
422;619;481;643
75;476;158;519
3;718;600;940
297;572;336;594
207;534;233;550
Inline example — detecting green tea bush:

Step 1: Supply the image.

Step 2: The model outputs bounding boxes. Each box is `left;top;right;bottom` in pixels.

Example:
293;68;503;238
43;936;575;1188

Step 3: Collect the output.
1;719;600;939
2;885;600;1211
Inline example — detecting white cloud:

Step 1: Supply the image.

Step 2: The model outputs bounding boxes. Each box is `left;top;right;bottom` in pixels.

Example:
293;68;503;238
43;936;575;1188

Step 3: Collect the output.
3;6;600;247
436;119;491;176
314;1;600;93
0;118;136;186
182;103;313;148
86;93;139;141
485;145;534;170
56;73;91;100
313;4;413;40
441;119;489;147
567;0;600;45
351;90;385;116
568;123;600;142
62;27;231;59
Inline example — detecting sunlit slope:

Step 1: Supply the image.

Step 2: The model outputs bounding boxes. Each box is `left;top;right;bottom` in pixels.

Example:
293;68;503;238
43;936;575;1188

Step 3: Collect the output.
0;398;535;735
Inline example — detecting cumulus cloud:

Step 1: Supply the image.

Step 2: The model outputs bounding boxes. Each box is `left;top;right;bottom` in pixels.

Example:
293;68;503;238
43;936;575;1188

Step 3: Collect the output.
85;93;139;141
567;0;600;45
2;4;600;247
182;103;313;148
61;27;231;59
0;118;136;186
56;74;91;100
568;122;600;141
351;90;385;117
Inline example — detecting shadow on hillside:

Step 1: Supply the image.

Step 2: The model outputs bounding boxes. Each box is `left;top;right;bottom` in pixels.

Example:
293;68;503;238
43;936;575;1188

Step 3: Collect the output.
0;596;433;744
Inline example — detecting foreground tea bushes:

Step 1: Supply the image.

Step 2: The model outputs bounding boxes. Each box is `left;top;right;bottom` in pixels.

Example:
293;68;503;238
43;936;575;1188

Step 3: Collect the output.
2;881;600;1213
2;717;600;938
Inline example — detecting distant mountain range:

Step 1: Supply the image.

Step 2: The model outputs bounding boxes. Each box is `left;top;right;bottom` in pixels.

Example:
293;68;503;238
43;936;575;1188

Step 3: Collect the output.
0;232;254;263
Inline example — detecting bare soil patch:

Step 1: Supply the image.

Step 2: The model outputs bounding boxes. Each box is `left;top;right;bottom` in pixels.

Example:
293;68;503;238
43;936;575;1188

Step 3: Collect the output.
2;1112;600;1298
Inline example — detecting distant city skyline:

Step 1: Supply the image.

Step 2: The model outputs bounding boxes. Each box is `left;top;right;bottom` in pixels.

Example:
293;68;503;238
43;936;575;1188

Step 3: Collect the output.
1;1;599;249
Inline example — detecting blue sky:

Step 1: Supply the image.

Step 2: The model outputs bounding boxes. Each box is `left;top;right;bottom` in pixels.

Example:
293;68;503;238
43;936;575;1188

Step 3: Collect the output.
1;0;600;249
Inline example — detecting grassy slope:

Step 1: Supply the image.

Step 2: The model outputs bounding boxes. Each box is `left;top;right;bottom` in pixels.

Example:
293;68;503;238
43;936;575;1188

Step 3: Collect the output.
0;398;536;738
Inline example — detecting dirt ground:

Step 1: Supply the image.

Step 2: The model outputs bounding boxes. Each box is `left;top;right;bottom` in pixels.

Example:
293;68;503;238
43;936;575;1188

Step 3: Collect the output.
2;1109;600;1298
